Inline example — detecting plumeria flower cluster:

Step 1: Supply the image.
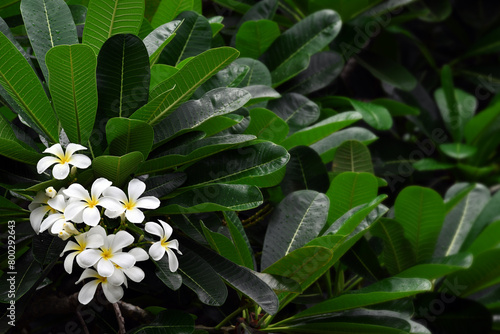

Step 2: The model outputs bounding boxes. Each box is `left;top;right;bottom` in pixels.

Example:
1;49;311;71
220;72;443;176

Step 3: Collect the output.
29;143;182;305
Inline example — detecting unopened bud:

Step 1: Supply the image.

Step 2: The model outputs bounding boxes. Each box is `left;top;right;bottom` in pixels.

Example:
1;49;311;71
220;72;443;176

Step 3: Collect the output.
45;186;57;198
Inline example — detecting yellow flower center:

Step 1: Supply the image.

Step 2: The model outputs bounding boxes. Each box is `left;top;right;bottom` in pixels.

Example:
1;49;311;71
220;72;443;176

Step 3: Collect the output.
123;199;136;211
161;237;169;248
97;276;107;283
101;248;112;260
86;196;99;208
114;264;122;269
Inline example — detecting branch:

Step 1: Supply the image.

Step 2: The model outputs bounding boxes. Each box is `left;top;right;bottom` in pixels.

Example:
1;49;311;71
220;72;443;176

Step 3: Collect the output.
113;303;126;334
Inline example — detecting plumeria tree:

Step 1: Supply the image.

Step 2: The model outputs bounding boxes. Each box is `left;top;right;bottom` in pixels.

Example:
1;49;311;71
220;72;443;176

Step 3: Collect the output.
2;0;500;333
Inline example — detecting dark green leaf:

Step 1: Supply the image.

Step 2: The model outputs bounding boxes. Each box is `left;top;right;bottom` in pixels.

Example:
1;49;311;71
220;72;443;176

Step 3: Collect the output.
195;62;250;98
235;58;272;87
243;108;289;143
106;118;154;158
0;116;43;164
92;151;144;187
96;34;150;119
341;237;386;281
462;190;500;250
371;98;420;117
32;233;66;266
439;143;477;159
350;99;393;131
128;309;195;334
235;19;280;59
332;140;374;174
144;173;187;198
0;252;42;302
151;0;193;28
412;158;454;171
223;211;255;270
144;20;182;65
395;252;472;280
268;93;320;134
242;85;281;106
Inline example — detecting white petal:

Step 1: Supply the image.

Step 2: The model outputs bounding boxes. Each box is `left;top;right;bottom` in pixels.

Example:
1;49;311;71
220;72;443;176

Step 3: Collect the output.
47;194;66;212
78;280;100;305
76;268;100;283
159;220;173;240
108;269;126;286
65;143;87;156
99;197;123;212
148;242;165;261
104;209;123;219
166;248;179;272
125;208;144;224
39;214;62;233
88;225;106;239
77;249;102;268
86;234;104;249
37;156;59;174
52;163;70;180
103;186;128;203
61;240;81;254
97;258;115;277
64;251;78;274
31;191;50;206
64;184;90;201
129;247;148;261
69;154;91;169
64;202;87;220
102;282;123;303
135;196;160;210
167;239;180;252
145;222;164;238
111;252;135;269
128;178;146;202
30;206;50;233
44;143;64;158
83;207;101;226
123;266;145;282
91;178;112;198
111;231;134;251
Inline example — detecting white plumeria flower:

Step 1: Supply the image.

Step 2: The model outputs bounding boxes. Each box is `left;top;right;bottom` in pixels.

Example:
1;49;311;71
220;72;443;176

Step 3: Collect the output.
60;226;105;274
145;220;182;272
76;269;123;305
39;194;74;235
64;178;122;226
103;179;160;224
108;247;148;287
29;190;60;233
78;229;136;277
37;143;91;180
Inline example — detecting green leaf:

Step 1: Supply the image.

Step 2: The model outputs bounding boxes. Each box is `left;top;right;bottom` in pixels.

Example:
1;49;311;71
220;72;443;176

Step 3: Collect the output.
154;256;182;290
355;51;417;91
151;0;193;28
439;143;477;159
0;32;58;142
32;233;65;266
180;235;280;315
106;118;154;158
131;47;239;125
153;87;251;146
442;248;500;297
211;0;251;14
0;17;35;69
243;85;281;106
332;140;374;174
235;58;272;87
155;184;263;214
0;116;43;164
419;0;452;22
20;0;78;81
263;9;342;86
236;0;278;25
286;277;431;322
128;310;194;334
0;252;42;302
443;183;475;214
96;34;150;119
264;245;333;290
194;62;250;98
371;98;420;117
326;172;378;224
243;108;289;143
159;11;212;66
395;253;472;280
281;51;344;95
435;85;476;142
150;64;179;90
235;19;280;59
308;0;383;21
282;111;362;150
311;127;378;164
45;44;97;144
350;99;393;131
261;190;329;269
462;25;500;59
462;190;500;251
82;0;144;54
143;173;187;198
394;186;445;263
223;211;255;270
143;20;182;66
268;93;320;134
341;237;386;281
92;151;144;187
180;142;289;188
281;146;329;195
178;248;228;306
434;183;490;258
412;158;454;171
467;220;500;256
201;221;242;265
138;134;255;174
371;218;416;275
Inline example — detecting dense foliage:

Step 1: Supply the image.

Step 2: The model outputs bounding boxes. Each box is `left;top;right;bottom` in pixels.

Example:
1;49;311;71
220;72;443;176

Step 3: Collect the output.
1;0;500;333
